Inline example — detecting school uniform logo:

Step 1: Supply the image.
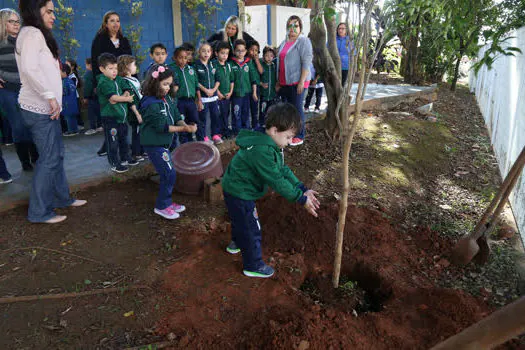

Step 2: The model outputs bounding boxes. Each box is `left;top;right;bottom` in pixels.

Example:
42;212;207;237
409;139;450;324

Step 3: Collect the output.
110;128;117;136
253;207;258;219
162;151;170;162
188;68;194;75
244;65;249;72
261;102;267;113
212;68;216;74
233;104;240;115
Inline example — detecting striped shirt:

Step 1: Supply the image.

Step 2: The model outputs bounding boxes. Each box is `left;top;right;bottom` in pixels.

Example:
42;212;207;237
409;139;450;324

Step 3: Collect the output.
0;35;21;91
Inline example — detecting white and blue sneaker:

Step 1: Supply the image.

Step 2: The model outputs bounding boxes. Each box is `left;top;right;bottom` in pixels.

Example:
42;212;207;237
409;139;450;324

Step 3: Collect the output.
243;264;275;278
226;241;241;254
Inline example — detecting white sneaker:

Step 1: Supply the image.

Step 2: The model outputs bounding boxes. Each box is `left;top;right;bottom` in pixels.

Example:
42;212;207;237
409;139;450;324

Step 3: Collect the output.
85;129;97;135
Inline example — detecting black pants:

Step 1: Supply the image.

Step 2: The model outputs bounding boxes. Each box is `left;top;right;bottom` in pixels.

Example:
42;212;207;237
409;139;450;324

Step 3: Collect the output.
103;118;130;167
304;87;323;110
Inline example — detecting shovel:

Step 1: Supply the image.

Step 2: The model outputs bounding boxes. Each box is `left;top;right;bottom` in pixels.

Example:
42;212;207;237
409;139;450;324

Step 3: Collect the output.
451;145;525;265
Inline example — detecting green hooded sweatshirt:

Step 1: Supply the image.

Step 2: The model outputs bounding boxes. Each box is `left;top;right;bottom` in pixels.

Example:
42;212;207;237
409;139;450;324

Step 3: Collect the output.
222;129;307;203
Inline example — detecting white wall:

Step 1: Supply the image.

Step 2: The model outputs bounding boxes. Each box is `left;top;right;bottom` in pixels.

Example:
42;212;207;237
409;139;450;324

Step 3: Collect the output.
469;27;525;243
244;5;311;49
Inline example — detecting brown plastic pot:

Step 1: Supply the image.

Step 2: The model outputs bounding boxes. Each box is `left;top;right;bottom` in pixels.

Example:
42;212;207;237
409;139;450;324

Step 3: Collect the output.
172;141;223;195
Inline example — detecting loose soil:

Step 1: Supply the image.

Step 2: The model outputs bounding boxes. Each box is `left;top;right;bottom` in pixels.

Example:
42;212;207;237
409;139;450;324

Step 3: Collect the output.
0;83;523;349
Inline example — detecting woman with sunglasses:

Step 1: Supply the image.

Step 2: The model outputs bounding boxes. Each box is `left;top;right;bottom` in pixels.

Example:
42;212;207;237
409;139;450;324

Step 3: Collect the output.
276;15;312;146
0;8;39;171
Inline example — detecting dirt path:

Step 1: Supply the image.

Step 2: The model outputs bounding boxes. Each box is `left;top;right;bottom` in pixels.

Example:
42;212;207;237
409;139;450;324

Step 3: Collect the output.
0;84;522;349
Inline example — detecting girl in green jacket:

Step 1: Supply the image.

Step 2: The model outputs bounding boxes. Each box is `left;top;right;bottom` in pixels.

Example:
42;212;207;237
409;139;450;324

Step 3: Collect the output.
140;65;197;220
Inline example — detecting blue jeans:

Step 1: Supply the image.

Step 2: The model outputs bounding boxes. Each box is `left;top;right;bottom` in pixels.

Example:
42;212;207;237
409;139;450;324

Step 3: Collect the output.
224;192;263;271
250;87;260;128
0;89;32;142
232;95;250;135
177;98;199;143
278;85;307;139
130;122;143;157
103;118;130;167
218;99;231;137
1;114;13;144
259;99;275;128
0;147;11;180
199;100;221;138
20;109;74;222
64;113;78;133
87;98;102;130
145;146;176;210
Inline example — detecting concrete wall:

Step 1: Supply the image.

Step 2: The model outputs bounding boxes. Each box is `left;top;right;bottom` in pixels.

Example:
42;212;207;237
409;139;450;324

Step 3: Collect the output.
469;26;525;244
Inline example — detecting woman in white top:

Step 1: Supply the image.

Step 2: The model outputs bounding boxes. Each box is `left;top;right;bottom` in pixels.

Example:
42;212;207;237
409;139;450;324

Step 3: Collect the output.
16;0;86;223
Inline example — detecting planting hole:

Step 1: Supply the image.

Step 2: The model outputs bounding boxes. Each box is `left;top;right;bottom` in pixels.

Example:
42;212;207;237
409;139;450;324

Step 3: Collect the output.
300;263;392;314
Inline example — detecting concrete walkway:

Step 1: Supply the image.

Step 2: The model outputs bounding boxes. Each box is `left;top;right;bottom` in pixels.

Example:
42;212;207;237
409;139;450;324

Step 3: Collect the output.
0;83;436;211
0;131;121;211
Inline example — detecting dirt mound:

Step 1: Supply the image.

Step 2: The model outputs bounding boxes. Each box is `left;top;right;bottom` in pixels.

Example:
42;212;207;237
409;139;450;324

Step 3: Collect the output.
153;194;506;349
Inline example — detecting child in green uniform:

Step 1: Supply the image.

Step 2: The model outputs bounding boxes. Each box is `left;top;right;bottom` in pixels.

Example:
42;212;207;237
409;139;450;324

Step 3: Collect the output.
96;53;134;173
83;58;102;135
140;65;197;219
260;46;277;125
117;55;143;164
222;102;320;278
195;42;222;144
247;41;263;128
212;41;234;138
168;46;201;143
230;39;258;134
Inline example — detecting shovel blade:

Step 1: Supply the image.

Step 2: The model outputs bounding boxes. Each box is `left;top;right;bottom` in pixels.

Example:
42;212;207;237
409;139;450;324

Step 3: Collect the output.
451;238;480;266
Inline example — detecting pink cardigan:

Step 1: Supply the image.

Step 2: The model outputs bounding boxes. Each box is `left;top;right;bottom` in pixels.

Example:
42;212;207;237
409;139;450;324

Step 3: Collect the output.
15;26;62;115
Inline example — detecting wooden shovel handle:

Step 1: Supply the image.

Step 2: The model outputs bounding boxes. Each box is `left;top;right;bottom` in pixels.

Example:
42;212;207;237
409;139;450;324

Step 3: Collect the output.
431;296;525;350
467;146;525;241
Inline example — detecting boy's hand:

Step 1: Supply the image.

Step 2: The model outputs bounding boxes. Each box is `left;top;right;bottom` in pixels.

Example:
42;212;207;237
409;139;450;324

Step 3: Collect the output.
225;92;232;100
252;92;258;102
197;100;204;111
261;82;269;89
304;190;320;217
186;124;198;133
206;89;214;97
217;91;225;100
137;113;143;124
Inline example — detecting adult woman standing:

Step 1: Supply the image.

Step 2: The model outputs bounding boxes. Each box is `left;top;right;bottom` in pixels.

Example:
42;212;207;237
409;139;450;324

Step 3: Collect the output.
336;22;353;86
207;15;256;57
0;8;39;171
90;11;131;155
276;15;312;146
16;0;86;223
91;11;132;81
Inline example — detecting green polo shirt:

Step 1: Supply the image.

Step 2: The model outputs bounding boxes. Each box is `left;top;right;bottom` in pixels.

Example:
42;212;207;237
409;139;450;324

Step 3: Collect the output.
96;75;128;123
212;58;234;96
230;58;257;97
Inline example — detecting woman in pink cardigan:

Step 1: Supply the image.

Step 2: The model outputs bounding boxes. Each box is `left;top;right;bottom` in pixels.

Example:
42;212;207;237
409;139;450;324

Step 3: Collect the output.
16;0;86;223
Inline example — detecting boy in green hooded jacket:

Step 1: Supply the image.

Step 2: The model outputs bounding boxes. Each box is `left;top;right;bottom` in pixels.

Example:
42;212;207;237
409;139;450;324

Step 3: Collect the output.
222;102;320;278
